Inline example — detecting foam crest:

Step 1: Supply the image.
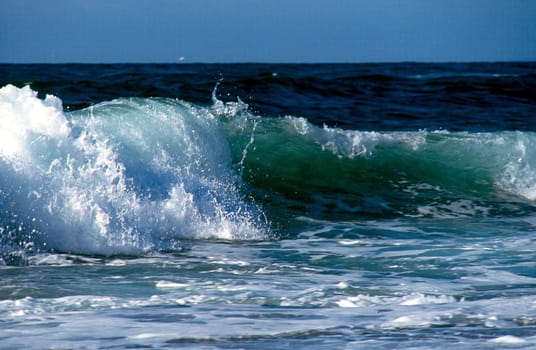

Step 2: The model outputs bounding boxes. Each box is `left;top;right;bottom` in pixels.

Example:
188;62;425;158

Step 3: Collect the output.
0;86;266;257
498;132;536;201
0;85;69;162
287;116;426;158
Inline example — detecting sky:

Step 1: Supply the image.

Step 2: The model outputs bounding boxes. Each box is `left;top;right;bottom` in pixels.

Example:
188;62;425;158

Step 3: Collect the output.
0;0;535;63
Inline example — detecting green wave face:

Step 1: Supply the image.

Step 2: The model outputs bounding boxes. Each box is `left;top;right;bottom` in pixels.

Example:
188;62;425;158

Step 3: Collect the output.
223;109;536;221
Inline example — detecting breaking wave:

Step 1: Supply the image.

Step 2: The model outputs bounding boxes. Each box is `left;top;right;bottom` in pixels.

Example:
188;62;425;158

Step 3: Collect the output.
1;84;535;258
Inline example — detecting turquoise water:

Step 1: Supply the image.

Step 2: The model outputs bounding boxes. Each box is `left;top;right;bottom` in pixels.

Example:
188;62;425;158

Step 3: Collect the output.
1;63;536;348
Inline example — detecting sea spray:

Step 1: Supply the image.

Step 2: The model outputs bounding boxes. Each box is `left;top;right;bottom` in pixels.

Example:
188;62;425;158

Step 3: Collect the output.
0;85;266;257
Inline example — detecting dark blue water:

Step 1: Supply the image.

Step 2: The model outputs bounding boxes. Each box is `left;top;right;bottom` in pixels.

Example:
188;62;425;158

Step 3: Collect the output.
3;62;535;130
1;63;536;349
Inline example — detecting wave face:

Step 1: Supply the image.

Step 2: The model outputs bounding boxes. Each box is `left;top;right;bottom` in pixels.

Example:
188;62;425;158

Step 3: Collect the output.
231;113;536;222
0;85;266;256
1;84;536;256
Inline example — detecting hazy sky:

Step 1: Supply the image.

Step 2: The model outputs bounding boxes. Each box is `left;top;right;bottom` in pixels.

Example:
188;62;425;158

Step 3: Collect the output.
1;0;535;63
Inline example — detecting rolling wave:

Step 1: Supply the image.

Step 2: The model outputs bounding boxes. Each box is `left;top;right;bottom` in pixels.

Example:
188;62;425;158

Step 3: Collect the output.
231;113;536;220
0;85;266;257
1;84;535;257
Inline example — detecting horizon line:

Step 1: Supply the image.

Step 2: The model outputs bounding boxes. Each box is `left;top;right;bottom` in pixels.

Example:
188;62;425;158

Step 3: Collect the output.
1;59;535;65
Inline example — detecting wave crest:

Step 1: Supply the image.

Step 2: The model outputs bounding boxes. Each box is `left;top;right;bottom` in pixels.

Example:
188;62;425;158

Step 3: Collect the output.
226;112;536;219
0;85;266;258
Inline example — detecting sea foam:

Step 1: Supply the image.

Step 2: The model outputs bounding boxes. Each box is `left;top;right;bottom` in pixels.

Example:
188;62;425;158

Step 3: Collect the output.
0;85;265;257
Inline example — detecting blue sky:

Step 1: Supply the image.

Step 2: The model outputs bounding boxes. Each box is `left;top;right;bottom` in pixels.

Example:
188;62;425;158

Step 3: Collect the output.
1;0;535;63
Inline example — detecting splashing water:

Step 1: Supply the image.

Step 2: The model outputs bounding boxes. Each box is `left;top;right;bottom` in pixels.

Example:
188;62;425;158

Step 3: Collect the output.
0;85;266;257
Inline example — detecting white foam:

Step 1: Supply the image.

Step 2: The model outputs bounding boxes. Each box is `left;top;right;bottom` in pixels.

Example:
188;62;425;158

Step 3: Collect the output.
337;299;359;308
384;315;434;329
287;116;426;158
338;239;363;246
399;294;455;306
0;85;266;256
156;281;189;289
336;281;349;289
337;293;455;308
131;333;166;340
489;335;526;344
498;134;536;201
176;295;206;305
0;85;69;161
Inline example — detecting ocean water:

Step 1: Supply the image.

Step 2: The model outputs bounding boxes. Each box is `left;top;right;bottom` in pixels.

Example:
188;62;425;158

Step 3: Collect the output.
1;62;536;349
